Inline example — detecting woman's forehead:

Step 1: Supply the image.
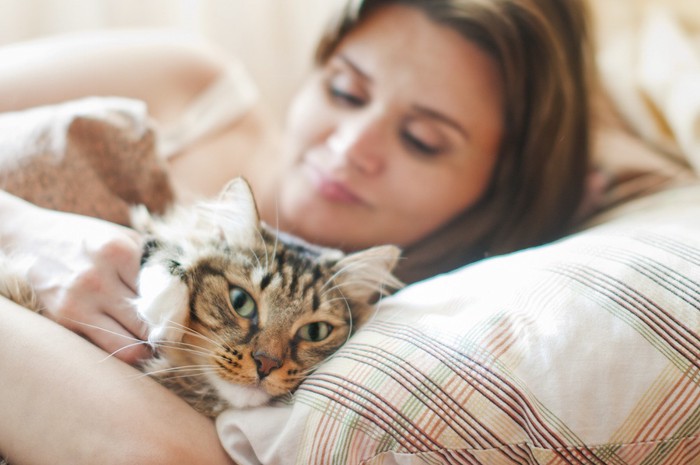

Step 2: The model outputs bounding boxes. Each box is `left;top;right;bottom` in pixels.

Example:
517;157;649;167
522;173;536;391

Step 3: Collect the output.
333;3;504;141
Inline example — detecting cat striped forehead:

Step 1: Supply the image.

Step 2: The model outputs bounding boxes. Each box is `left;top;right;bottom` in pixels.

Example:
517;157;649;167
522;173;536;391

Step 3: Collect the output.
248;227;345;300
259;226;344;266
139;218;345;282
198;225;344;294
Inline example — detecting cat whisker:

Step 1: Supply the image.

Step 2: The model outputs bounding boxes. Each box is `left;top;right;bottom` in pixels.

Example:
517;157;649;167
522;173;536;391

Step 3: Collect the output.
157;320;223;347
138;364;218;380
322;285;355;342
142;364;214;376
319;257;379;292
63;317;156;362
321;278;388;299
101;340;152;362
261;232;272;275
323;277;389;336
155;371;219;383
271;229;280;275
267;197;281;276
65;317;143;343
320;282;343;298
154;321;241;362
243;224;268;273
247;245;263;271
321;254;401;296
294;362;327;378
151;341;215;359
322;296;355;306
140;323;235;363
338;293;357;341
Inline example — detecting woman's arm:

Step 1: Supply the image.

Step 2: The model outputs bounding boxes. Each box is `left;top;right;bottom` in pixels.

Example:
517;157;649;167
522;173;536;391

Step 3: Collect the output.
0;30;223;125
0;295;235;465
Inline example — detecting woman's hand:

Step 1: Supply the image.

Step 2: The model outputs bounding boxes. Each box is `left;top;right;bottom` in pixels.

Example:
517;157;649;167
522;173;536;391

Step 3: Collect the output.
1;192;150;363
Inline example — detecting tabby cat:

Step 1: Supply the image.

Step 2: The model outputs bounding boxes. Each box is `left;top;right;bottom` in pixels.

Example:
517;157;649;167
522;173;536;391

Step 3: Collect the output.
0;177;402;418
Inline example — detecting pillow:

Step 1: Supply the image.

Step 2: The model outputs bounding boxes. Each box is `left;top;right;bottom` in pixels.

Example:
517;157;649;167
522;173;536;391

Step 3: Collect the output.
217;182;700;464
0;97;174;225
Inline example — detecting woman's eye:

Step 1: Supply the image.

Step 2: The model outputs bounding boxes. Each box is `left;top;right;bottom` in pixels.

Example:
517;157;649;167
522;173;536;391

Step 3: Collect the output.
297;322;333;342
325;71;366;107
402;130;442;156
329;86;365;107
229;287;257;319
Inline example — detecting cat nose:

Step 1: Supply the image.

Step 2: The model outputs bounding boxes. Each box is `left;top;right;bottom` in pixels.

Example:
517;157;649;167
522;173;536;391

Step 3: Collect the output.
253;351;282;378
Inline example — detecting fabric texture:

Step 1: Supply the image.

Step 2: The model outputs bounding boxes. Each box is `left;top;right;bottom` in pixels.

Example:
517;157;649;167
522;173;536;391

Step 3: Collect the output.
0;97;174;225
218;182;700;464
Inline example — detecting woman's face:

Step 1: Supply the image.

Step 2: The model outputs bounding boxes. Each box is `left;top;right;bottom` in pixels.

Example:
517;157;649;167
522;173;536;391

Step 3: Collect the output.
276;3;504;250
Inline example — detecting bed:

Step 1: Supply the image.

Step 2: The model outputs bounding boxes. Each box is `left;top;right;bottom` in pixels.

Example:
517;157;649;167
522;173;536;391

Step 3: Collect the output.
1;2;700;464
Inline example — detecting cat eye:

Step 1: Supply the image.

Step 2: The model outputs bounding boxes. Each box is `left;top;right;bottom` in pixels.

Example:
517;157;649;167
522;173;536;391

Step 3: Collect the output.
229;286;257;319
297;322;333;342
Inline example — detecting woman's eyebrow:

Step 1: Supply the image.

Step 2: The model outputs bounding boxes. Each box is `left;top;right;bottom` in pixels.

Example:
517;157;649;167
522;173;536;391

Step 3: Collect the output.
336;54;371;82
412;105;470;140
336;53;469;140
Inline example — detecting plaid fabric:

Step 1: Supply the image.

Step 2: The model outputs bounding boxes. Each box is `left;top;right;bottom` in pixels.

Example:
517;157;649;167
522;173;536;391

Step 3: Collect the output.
217;184;700;465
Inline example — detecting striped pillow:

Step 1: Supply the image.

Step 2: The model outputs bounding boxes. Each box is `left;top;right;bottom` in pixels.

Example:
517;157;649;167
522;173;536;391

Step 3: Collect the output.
217;183;700;465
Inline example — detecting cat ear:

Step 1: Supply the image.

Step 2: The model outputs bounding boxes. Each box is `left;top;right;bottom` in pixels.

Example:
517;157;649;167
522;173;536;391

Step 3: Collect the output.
134;263;190;345
332;244;403;302
207;177;261;245
331;245;403;329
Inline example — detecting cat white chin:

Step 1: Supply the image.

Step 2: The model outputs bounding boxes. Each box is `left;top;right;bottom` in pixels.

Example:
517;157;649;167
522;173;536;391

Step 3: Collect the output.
208;376;272;409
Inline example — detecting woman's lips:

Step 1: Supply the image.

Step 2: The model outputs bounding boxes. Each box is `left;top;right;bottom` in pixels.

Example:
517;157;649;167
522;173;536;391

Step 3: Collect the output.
306;165;365;205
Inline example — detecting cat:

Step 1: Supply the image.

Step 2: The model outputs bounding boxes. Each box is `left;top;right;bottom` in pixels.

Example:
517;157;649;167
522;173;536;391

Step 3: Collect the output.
0;177;402;418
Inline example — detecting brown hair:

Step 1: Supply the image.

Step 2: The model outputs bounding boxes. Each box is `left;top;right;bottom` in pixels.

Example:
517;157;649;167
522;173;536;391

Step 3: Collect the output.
316;0;595;283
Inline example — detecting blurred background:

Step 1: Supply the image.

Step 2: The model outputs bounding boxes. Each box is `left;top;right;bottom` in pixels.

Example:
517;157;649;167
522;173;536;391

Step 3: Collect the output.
0;0;345;119
0;0;698;124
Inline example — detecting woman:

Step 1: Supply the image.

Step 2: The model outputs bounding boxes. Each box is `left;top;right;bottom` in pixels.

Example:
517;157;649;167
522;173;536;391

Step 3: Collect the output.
0;0;593;463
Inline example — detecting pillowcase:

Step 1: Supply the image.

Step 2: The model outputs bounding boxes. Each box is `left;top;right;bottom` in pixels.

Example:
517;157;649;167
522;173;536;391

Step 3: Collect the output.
217;182;700;465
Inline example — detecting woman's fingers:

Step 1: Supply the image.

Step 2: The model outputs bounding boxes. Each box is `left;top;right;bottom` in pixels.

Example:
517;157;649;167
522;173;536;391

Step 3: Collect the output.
9;204;156;363
77;312;151;363
113;297;149;341
115;229;144;294
74;274;150;361
78;227;151;359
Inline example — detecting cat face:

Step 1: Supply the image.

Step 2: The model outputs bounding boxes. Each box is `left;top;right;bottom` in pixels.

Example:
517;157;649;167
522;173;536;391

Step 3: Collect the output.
134;178;401;409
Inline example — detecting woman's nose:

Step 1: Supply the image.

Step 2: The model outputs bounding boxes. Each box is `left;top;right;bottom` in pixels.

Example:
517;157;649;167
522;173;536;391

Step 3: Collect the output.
328;116;386;175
